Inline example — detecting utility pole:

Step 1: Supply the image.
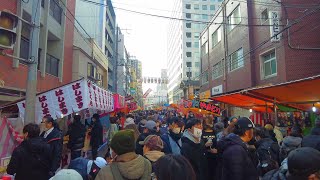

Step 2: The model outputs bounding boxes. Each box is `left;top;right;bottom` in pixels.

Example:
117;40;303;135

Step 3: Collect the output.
24;0;41;124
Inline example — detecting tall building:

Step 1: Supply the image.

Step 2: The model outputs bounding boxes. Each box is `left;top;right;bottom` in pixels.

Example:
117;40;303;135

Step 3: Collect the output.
0;0;76;105
130;57;143;106
200;0;320;114
75;0;116;91
167;0;222;103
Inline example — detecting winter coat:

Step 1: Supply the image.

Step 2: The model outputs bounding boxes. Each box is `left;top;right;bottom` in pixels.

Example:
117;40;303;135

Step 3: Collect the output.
301;135;320;151
95;152;152;180
274;127;284;144
144;151;165;163
220;133;259;180
68;157;90;180
41;128;63;173
256;138;280;164
136;132;153;155
311;126;320;135
66;121;86;151
90;120;103;148
181;132;208;180
7;137;51;180
262;169;288;180
161;132;182;155
279;136;302;162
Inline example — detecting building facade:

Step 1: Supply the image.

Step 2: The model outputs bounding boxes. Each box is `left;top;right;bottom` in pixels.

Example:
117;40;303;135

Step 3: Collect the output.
167;0;223;103
75;0;116;92
200;0;320;97
0;0;75;105
130;57;143;106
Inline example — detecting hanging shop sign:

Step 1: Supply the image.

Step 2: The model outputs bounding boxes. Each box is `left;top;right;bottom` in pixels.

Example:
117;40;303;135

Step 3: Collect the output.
269;11;281;42
17;79;114;123
181;100;221;115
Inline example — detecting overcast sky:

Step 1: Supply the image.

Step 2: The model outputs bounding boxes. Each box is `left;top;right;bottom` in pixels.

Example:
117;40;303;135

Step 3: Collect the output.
113;0;173;93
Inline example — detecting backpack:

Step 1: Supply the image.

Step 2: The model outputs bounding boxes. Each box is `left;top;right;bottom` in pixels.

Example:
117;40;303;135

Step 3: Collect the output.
257;140;280;176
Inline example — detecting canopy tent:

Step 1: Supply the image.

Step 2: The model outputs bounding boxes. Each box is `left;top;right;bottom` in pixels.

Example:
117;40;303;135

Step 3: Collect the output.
211;75;320;112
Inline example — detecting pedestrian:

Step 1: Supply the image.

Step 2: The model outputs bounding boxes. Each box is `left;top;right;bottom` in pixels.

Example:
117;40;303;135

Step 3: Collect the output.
153;154;196;180
49;169;83;180
218;116;238;141
140;135;165;164
95;130;152;180
202;117;218;180
68;156;107;180
67;114;86;160
108;116;119;141
264;124;278;143
89;113;103;160
161;117;184;155
254;127;280;176
7;123;51;180
181;118;207;180
220;117;258;180
135;120;158;155
263;147;320;180
40;116;63;177
279;128;302;163
159;120;168;135
124;123;140;142
311;119;320;135
124;114;135;128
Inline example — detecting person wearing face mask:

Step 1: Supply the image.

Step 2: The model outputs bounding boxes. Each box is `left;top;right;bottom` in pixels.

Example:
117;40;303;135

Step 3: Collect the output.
220;117;259;180
161;117;184;155
181;118;208;180
7;123;51;180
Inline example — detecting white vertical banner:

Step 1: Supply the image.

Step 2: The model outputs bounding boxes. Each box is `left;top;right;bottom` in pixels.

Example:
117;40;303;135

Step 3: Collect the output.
269;11;281;42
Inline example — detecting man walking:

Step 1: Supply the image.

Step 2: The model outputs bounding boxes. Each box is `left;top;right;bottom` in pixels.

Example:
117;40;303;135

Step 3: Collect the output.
67;114;86;160
90;113;103;159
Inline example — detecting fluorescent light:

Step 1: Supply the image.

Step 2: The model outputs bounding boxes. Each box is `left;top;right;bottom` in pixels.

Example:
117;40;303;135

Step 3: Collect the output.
312;105;316;112
249;109;253;113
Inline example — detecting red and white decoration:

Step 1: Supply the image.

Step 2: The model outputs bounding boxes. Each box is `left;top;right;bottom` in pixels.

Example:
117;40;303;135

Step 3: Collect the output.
17;79;114;124
250;112;266;127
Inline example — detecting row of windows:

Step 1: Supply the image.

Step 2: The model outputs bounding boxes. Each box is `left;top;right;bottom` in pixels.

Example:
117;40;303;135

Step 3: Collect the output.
186;32;200;39
186;42;200;48
185;23;206;30
186;61;200;68
186;4;216;10
186;13;210;20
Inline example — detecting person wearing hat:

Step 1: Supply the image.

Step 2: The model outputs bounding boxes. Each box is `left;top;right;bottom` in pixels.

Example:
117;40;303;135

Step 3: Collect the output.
181;118;207;180
220;117;258;180
135;120;158;155
161;117;184;155
217;116;238;141
68;156;107;180
96;130;152;180
140;135;165;164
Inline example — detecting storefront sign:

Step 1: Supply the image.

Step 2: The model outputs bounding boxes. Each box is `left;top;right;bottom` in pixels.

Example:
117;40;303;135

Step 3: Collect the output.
17;79;114;123
212;85;223;95
200;90;210;99
269;11;281;42
181;100;221;115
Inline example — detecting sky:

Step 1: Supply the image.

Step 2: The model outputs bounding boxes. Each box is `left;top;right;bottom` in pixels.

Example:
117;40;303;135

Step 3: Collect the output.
113;0;173;93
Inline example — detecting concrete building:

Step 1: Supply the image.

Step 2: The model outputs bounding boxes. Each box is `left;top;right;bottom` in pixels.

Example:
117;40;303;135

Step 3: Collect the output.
167;0;223;103
130;57;143;106
75;0;116;91
200;0;320;114
73;30;108;89
0;0;75;105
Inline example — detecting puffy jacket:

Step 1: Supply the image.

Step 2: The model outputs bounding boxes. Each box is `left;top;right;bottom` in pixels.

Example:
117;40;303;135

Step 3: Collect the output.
256;138;280;164
68;157;90;180
41;128;63;173
262;169;287;180
67;121;86;151
7;137;51;180
220;133;259;180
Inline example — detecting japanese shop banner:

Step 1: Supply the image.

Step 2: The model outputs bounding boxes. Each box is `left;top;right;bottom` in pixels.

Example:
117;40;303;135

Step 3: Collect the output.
17;79;114;124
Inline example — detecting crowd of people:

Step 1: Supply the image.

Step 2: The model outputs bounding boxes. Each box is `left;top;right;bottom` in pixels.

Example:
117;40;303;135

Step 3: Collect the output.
5;110;320;180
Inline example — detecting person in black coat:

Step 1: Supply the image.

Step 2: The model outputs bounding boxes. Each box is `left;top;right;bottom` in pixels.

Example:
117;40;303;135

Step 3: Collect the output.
135;120;158;155
40;116;63;177
181;118;207;180
7;123;51;180
220;117;258;180
67;115;86;160
90;113;103;160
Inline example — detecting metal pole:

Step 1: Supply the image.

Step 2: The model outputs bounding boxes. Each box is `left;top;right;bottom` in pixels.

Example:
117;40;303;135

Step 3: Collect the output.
24;0;41;124
274;98;278;126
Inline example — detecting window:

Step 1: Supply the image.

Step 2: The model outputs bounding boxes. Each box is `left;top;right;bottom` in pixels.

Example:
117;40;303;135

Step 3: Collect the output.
202;14;208;20
194;4;199;10
227;5;241;32
187;72;192;78
186;23;191;28
261;9;268;24
229;48;244;71
20;37;29;61
186;4;191;9
194;14;200;20
195;62;200;67
210;5;215;10
194;23;200;29
202;5;207;10
186;32;192;38
212;60;223;79
262;50;277;78
195;71;200;77
194;42;199;48
186;52;192;57
210;0;215;1
194;52;200;59
41;0;45;7
194;33;200;38
46;54;59;76
212;26;221;47
201;71;209;84
186;62;192;67
186;13;191;19
186;42;192;47
87;63;97;78
49;0;62;24
218;0;223;2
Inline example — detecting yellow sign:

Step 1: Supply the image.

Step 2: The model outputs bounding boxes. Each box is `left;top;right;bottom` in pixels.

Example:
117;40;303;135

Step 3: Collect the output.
200;90;210;99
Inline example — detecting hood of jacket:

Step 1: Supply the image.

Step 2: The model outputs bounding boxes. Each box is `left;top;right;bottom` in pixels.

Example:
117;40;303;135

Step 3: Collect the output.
282;136;302;150
182;130;200;144
124;118;135;128
23;137;48;154
144;151;165;162
219;133;247;152
115;152;148;179
263;168;288;180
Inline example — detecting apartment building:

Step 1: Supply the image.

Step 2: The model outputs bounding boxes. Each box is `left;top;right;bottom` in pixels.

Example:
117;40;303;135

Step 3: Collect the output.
167;0;223;103
0;0;75;105
200;0;320;100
